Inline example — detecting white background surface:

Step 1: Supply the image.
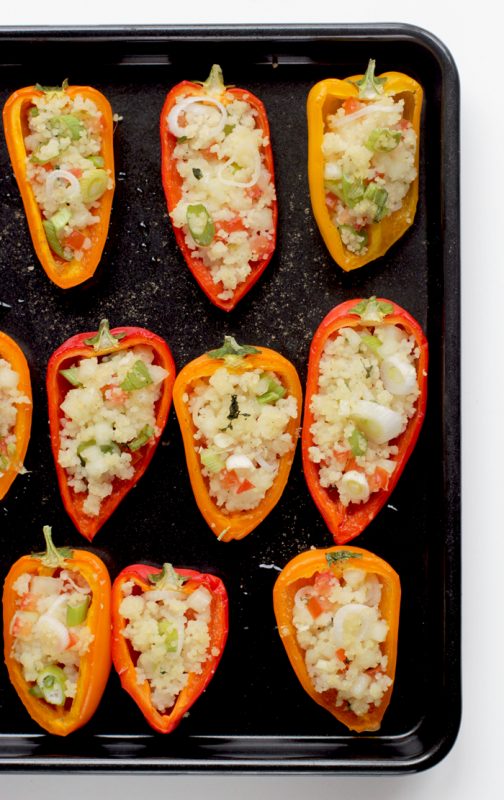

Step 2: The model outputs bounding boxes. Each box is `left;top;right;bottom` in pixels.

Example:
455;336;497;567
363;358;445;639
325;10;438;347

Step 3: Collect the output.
0;1;501;798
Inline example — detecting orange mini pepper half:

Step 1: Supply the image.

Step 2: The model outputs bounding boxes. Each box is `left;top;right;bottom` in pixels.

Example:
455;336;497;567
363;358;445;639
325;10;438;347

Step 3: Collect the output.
173;336;302;541
3;526;111;736
307;59;423;270
273;544;400;732
47;319;176;541
160;65;277;311
0;331;32;501
3;81;115;288
302;298;428;544
111;562;228;734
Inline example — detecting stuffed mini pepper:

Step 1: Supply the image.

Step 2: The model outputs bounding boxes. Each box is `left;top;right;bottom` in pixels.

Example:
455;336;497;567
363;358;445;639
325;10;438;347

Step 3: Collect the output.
112;562;228;733
3;526;111;735
0;331;32;500
3;80;115;288
302;297;428;544
307;60;422;270
161;65;277;311
47;319;176;540
273;545;400;732
173;336;302;541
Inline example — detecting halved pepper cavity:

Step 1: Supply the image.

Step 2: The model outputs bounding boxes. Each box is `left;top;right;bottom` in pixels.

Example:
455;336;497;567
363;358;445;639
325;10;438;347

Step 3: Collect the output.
0;331;32;501
273;545;400;732
47;319;176;541
307;59;423;270
173;336;302;541
2;526;111;735
302;297;428;544
3;81;115;288
111;562;228;733
160;65;277;311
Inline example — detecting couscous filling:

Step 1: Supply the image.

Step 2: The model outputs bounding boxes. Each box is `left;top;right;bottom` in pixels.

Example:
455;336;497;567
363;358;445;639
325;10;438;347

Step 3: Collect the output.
10;568;94;706
119;570;215;713
293;567;391;717
323;94;417;255
57;346;168;517
168;75;275;301
186;367;298;512
308;322;419;506
0;357;30;478
25;86;113;262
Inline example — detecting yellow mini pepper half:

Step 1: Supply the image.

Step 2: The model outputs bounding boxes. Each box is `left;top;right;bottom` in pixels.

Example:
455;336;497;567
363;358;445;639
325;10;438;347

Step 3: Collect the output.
307;60;423;271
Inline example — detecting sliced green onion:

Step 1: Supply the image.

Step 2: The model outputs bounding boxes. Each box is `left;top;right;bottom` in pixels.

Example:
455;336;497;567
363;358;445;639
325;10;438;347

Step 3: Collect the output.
66;595;90;627
257;374;286;405
79;168;108;203
361;334;382;355
177;135;188;143
341;174;365;208
59;367;82;386
339;224;368;252
128;425;154;452
223;123;235;136
200;448;226;474
120;359;153;392
77;439;96;465
36;665;66;706
349;427;368;457
28;684;43;698
100;442;121;456
0;453;9;472
49;114;84;141
42;219;72;261
158;620;179;653
186;203;215;246
51;207;72;232
365;127;401;153
364;183;389;222
87;155;105;168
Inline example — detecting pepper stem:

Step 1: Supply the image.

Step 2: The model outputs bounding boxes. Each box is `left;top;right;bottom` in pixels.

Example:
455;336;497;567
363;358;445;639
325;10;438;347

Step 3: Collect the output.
201;64;226;94
32;526;73;568
207;336;260;362
148;563;188;590
353;59;387;100
84;319;126;352
349;297;394;323
326;551;362;566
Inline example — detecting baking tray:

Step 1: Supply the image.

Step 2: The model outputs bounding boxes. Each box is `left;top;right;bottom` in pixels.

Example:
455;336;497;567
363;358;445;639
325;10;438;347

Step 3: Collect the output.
0;23;460;774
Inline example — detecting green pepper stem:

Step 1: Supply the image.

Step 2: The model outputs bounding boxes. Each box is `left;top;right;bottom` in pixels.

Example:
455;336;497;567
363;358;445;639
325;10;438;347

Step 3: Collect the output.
354;59;386;100
35;526;73;568
326;551;363;566
84;319;126;351
148;563;187;590
201;64;226;94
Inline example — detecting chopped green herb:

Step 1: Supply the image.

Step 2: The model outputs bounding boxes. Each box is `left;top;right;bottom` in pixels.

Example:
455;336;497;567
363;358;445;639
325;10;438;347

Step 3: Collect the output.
177;135;188;143
223;124;235;136
192;167;203;180
120;360;153;392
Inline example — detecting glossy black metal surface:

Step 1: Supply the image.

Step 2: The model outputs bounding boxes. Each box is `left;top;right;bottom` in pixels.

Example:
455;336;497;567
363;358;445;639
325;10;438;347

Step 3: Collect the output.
0;24;460;773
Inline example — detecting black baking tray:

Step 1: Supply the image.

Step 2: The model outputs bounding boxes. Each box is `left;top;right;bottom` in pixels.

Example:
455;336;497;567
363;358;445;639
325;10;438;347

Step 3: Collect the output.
0;23;460;774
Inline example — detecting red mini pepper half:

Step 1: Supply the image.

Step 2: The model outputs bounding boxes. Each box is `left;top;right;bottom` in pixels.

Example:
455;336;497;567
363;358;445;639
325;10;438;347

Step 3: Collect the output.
302;297;428;544
3;526;111;736
111;562;228;734
47;319;176;541
160;65;277;311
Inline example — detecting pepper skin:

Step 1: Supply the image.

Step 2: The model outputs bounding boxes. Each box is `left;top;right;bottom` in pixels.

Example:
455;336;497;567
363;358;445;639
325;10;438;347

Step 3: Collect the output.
47;319;176;541
307;61;423;270
160;65;277;311
3;526;111;736
112;562;228;733
173;337;302;541
0;331;32;501
273;544;400;732
3;83;115;288
302;298;428;544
